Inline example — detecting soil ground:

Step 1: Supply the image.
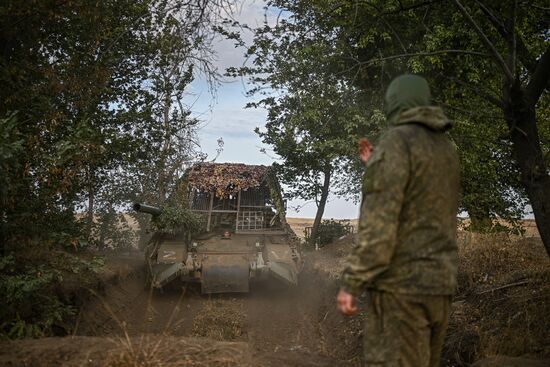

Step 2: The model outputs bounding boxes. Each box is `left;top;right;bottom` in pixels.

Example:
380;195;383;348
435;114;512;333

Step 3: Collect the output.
76;254;358;366
0;221;548;367
0;254;357;367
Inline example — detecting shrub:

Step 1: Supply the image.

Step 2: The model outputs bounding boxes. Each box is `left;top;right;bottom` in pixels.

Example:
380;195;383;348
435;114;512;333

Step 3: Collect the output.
306;219;354;247
0;254;76;338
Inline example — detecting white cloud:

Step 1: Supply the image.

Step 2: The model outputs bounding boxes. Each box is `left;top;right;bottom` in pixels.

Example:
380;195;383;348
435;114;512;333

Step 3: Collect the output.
210;0;268;73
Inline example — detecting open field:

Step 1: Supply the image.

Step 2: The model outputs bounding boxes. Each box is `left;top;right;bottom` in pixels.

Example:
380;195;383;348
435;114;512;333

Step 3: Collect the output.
286;217;359;240
287;217;541;239
120;214;540;241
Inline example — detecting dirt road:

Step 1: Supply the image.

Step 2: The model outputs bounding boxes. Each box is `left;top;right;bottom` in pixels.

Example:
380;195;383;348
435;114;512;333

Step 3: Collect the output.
68;253;361;366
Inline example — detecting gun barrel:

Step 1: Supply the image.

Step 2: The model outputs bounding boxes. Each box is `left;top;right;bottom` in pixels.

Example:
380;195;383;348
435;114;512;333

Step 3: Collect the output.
133;203;162;216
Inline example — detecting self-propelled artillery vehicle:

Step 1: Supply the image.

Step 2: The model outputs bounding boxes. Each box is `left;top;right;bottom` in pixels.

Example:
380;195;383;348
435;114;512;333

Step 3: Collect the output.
134;163;303;294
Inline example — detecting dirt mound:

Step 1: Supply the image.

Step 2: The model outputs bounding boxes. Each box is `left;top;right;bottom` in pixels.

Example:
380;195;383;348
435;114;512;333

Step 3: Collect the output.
306;233;354;279
253;350;346;367
307;231;550;366
443;233;550;365
244;269;361;366
191;298;246;341
471;356;550;367
0;336;251;367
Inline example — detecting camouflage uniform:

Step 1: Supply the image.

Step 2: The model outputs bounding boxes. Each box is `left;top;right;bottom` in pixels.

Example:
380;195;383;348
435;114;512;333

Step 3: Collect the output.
341;75;460;367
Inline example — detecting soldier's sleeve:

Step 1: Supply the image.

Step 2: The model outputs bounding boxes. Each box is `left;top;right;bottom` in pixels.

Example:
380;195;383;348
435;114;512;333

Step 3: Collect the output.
341;129;410;296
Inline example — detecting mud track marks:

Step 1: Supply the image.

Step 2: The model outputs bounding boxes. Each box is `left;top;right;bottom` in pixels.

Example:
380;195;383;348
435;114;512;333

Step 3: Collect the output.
74;260;361;366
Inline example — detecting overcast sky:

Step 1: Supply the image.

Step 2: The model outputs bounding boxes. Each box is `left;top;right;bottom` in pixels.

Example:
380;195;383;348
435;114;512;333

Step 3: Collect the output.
184;1;360;219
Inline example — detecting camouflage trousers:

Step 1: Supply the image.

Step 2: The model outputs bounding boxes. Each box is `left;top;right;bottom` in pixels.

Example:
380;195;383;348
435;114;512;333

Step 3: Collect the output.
363;291;451;367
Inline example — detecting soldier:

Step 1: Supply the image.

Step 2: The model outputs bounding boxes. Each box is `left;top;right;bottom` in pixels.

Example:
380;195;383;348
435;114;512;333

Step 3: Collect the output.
337;74;460;367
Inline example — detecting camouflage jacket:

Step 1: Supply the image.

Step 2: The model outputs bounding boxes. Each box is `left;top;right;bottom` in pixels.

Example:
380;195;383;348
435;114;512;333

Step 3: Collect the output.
341;106;460;296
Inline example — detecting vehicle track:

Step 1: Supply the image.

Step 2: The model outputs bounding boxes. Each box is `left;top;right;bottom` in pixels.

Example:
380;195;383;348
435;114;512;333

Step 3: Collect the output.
74;255;362;366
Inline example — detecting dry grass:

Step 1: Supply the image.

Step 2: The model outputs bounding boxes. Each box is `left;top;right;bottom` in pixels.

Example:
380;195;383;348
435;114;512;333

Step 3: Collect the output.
308;228;550;366
107;335;251;367
443;231;550;365
83;289;249;366
190;299;246;341
0;335;251;367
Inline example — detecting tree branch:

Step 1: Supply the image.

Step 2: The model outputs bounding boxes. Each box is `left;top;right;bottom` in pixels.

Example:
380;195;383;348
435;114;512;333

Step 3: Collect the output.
382;0;444;15
437;73;504;108
476;280;530;295
474;0;505;32
453;0;514;82
362;3;408;53
436;100;505;120
529;4;550;11
379;13;408;53
506;0;518;75
357;49;490;66
475;0;538;74
526;45;550;104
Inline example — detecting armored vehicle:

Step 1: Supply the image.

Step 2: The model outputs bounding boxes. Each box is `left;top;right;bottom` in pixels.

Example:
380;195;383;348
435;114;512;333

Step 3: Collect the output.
134;163;303;293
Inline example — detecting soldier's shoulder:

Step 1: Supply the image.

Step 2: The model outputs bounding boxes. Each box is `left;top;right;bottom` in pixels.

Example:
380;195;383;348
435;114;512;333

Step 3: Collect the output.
378;125;413;148
389;123;424;137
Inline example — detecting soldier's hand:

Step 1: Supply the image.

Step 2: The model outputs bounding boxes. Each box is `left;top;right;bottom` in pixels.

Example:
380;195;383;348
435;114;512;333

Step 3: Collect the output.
337;289;358;316
358;137;373;165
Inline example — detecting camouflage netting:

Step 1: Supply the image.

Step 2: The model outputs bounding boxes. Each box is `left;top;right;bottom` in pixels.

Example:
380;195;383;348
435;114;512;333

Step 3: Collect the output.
151;206;204;236
187;163;269;198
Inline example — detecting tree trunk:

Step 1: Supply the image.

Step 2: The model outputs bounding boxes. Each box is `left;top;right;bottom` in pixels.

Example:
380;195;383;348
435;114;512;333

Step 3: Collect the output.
86;167;94;242
505;83;550;256
98;217;107;250
158;89;172;205
309;165;332;246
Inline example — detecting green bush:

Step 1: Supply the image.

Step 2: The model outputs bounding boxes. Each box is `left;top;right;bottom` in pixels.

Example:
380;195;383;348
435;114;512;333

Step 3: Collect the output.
0;254;76;338
305;219;354;247
152;205;205;236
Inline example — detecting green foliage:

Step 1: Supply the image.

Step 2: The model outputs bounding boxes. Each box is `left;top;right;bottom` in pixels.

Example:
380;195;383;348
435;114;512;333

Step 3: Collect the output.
122;0;232;246
0;113;23;165
0;0;235;337
452;114;527;231
0;113;24;247
312;0;547;233
231;0;549;236
0;255;76;339
308;219;354;247
152;206;205;236
225;1;380;241
0;250;107;339
1;0;153;249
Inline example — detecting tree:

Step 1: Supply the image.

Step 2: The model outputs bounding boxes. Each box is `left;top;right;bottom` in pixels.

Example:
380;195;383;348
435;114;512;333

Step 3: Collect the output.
0;0;157;337
0;0;155;249
328;0;550;253
119;0;234;248
227;11;377;244
0;0;237;336
240;0;549;253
